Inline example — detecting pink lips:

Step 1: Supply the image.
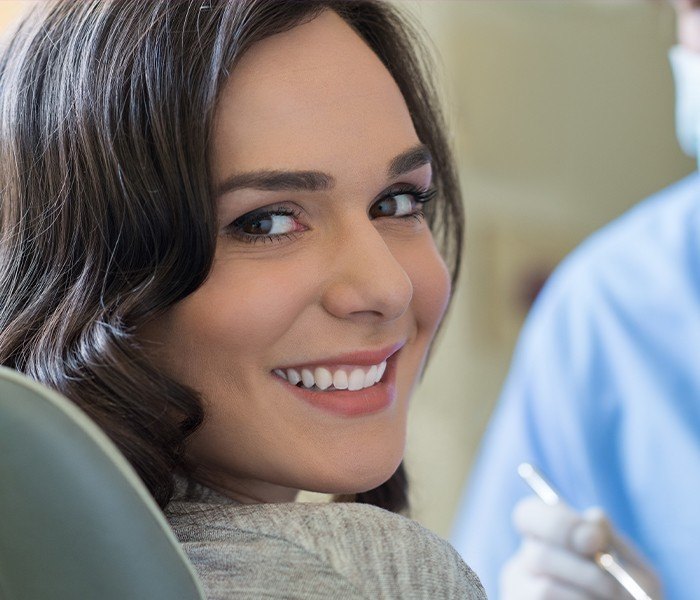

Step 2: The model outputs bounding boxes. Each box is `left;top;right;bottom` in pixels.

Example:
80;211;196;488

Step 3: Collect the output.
275;342;404;371
273;341;404;417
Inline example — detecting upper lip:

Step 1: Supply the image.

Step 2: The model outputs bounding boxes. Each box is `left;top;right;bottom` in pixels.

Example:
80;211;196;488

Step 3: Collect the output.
274;341;406;370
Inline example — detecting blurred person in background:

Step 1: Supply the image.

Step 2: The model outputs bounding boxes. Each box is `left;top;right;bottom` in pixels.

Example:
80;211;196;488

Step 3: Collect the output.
451;1;700;598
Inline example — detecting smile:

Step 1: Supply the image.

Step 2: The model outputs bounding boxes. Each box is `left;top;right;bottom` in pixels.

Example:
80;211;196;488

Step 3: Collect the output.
273;362;387;392
271;343;404;417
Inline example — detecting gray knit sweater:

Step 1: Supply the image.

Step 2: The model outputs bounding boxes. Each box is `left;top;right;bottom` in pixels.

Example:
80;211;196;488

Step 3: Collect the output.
166;483;486;599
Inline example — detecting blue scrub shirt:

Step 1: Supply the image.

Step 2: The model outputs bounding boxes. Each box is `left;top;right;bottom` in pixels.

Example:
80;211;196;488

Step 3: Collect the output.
451;174;700;600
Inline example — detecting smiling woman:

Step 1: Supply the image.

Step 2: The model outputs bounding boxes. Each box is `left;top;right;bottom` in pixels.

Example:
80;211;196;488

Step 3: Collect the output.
147;15;452;500
0;0;480;597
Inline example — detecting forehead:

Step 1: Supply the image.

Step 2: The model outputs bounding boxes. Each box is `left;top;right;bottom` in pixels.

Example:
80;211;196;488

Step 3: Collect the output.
211;10;419;184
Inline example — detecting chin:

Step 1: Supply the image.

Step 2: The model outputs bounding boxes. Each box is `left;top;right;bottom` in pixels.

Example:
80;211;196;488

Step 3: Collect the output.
306;454;403;496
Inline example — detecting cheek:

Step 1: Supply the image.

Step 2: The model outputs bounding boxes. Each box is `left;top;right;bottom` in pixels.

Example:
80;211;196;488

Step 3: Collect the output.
404;235;451;335
171;254;320;355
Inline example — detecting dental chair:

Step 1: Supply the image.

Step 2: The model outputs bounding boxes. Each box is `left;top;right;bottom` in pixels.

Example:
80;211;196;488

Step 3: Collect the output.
0;366;206;600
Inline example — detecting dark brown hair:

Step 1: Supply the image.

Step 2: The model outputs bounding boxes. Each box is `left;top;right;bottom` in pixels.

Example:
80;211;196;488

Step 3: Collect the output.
0;0;462;512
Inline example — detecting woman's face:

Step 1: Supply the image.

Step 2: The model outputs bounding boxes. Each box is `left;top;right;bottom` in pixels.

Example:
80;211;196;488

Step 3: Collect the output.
148;10;451;502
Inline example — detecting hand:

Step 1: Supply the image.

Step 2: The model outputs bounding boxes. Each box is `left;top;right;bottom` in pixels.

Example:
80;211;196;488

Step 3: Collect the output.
500;496;662;600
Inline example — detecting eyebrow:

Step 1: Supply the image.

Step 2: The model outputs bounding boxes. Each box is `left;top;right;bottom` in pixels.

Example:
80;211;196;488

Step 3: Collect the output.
387;144;432;179
215;143;432;197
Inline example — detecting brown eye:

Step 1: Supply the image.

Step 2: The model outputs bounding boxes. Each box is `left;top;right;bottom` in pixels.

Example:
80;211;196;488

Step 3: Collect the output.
241;216;273;235
233;212;298;236
369;193;416;218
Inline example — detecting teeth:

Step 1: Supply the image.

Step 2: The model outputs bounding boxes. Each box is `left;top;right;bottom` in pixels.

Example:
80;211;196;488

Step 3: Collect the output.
314;367;332;390
278;360;389;392
301;368;315;388
287;368;301;385
348;368;366;391
333;370;348;390
365;365;378;387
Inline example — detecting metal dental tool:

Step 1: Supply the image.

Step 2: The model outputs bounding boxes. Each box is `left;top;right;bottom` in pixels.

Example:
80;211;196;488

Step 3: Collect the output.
517;463;656;600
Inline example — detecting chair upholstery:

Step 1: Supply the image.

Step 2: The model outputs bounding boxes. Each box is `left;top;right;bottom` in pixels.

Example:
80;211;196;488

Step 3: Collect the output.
0;366;205;600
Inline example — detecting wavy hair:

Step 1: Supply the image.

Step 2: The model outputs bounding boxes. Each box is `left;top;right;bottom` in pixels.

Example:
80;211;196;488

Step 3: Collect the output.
0;0;462;512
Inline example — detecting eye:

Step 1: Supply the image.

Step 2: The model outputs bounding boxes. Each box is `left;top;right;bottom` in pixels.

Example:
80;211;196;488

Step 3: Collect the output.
226;206;306;243
237;213;295;235
370;193;415;218
369;185;437;220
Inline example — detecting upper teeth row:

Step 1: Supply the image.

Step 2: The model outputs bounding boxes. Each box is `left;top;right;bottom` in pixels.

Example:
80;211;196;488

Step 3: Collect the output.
273;362;387;391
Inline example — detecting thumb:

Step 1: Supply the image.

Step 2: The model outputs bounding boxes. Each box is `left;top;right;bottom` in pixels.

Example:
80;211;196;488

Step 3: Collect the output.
584;508;664;599
568;506;611;557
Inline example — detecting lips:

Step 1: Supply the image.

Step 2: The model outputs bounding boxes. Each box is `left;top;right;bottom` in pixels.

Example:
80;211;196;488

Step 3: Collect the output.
271;342;404;416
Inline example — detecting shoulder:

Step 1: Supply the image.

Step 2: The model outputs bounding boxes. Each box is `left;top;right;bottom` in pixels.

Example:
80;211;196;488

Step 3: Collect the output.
499;174;700;421
166;499;485;600
545;174;700;309
521;174;700;348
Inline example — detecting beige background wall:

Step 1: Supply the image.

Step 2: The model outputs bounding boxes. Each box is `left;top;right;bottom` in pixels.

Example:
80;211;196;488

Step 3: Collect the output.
0;1;693;538
403;0;694;537
0;2;29;30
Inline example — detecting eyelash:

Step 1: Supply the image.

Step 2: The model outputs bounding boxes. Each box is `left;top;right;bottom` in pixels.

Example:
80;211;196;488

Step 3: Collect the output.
225;206;303;245
226;183;437;245
378;184;437;221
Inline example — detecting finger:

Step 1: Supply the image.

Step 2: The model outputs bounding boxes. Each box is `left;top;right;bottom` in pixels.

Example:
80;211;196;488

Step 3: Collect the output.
520;538;620;599
513;496;608;555
512;496;577;547
602;519;650;571
578;507;614;555
581;508;649;570
501;553;597;600
582;509;661;599
602;526;662;597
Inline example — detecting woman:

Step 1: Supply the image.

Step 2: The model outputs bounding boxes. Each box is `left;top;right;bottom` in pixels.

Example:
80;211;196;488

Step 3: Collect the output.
0;0;482;597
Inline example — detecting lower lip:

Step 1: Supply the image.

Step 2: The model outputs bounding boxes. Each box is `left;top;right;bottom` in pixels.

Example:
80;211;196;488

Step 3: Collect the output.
275;355;398;417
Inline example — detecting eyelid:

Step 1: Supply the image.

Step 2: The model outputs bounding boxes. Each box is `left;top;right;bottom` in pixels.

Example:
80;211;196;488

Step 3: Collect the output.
377;183;437;205
367;182;437;222
222;202;306;244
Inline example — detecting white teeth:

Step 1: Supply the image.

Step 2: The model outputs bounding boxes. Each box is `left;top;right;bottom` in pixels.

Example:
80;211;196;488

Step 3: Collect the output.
277;360;389;391
301;368;315;388
348;368;366;391
333;370;349;390
314;367;332;390
287;368;301;385
365;365;378;388
377;361;387;381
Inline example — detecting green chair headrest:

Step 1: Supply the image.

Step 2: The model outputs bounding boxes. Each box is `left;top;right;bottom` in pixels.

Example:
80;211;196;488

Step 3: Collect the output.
0;366;205;600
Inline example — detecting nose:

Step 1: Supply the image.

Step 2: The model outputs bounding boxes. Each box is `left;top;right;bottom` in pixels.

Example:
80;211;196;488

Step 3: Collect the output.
321;221;413;322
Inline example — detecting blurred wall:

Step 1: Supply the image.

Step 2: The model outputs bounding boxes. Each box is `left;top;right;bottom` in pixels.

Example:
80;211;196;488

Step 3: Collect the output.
0;2;30;32
403;0;694;536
